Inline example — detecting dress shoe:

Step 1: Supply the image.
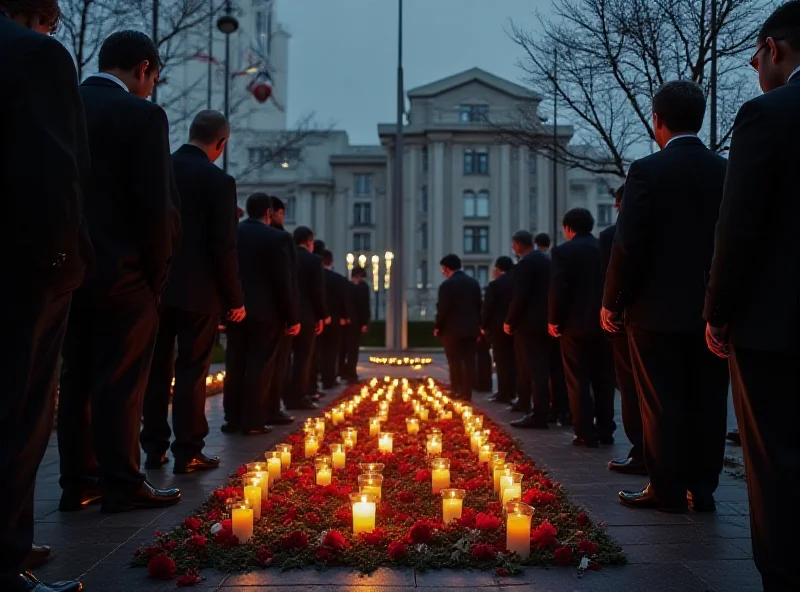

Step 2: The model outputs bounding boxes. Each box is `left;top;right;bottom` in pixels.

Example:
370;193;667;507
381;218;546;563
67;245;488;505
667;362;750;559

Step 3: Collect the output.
687;491;716;512
101;481;181;513
241;426;273;435
265;413;295;425
608;457;648;475
173;453;220;474
509;401;531;413
322;382;338;390
2;572;82;592
558;413;573;427
220;423;241;434
573;436;600;448
618;484;687;513
510;413;549;429
726;429;741;445
599;435;615;445
547;410;559;423
21;545;52;571
58;487;102;512
144;454;169;469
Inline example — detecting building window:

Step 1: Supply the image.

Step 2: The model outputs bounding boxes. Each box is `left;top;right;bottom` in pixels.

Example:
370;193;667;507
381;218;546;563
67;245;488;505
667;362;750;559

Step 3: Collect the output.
248;147;269;165
353;232;371;252
416;261;428;288
463;226;490;254
463;190;490;219
353;174;373;196
419;186;428;214
284;196;297;222
528;150;538;174
417;223;428;250
597;203;614;226
571;184;587;199
459;104;489;123
278;148;300;168
529;188;537;215
464;148;489;175
596;178;611;198
463;265;490;286
421;146;429;173
353;202;372;226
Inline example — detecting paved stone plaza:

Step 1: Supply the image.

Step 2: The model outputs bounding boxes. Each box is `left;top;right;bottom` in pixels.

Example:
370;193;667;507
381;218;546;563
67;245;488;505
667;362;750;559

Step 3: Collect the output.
32;355;758;591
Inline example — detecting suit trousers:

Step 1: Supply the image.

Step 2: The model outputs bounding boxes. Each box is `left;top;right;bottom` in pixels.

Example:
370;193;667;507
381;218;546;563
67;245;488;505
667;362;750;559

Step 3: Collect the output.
343;326;362;380
627;325;729;506
442;335;477;400
474;338;493;392
730;346;799;591
560;333;616;441
490;330;516;400
549;338;569;415
0;288;71;577
514;331;551;416
270;335;292;414
289;326;317;404
58;286;158;498
338;328;348;378
223;319;282;430
319;323;342;387
140;307;218;460
609;331;643;459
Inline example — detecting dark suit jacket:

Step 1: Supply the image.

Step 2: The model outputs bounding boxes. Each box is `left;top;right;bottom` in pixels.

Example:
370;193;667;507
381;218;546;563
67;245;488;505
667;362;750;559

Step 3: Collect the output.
323;268;352;322
599;223;616;282
352;281;371;328
549;234;604;336
296;247;327;327
506;250;551;335
481;271;514;334
603;137;726;333
162;144;242;314
705;76;800;353
235;218;299;326
435;270;482;338
0;13;93;292
79;76;181;300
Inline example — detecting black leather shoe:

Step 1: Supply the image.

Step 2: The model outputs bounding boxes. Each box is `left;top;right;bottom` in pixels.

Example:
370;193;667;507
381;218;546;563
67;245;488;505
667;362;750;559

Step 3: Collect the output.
558;413;573;427
58;487;102;512
510;413;549;429
573;436;600;448
101;481;181;513
687;491;716;512
144;454;169;469
241;426;273;435
2;572;82;592
599;435;615;445
618;484;687;513
173;453;220;474
509;401;531;413
608;457;648;475
220;423;241;434
265;413;295;425
20;545;52;571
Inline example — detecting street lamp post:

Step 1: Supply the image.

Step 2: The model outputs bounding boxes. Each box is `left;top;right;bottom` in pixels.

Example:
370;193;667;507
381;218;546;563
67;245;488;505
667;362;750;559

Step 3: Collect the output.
217;1;239;173
710;0;718;151
551;46;558;247
371;255;380;320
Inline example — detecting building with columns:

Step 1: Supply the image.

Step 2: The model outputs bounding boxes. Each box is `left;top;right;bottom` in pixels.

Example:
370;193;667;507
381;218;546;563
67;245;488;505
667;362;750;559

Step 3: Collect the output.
232;68;619;320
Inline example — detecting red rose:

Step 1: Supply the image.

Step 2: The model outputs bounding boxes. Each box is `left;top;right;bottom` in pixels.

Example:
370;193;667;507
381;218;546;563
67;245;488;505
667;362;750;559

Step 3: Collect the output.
147;554;176;580
188;535;206;549
577;513;589;527
522;488;556;506
361;528;387;546
495;567;509;577
541;478;554;489
407;521;435;544
530;521;557;549
177;569;203;587
237;465;248;478
578;539;599;555
554;546;574;566
414;469;431;482
214;530;239;549
207;510;222;522
588;560;602;571
475;513;502;530
388;541;408;560
183;517;202;532
221;519;232;531
321;530;349;553
283;469;299;480
257;547;274;567
461;477;484;491
396;491;415;503
281;530;309;551
282;506;298;525
334;507;352;523
456;507;477;528
305;512;321;525
471;543;496;560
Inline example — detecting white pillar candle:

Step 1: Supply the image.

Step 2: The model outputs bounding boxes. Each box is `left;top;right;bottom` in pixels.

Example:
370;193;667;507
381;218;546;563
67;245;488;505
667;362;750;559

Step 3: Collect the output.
351;493;376;534
441;488;466;524
431;458;451;494
378;432;393;453
331;444;346;470
305;435;319;458
369;418;381;437
316;465;332;486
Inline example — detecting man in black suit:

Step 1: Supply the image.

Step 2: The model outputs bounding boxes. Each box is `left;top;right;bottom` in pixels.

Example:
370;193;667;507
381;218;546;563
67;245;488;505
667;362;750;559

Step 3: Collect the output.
270;196;288;231
58;31;182;514
534;233;551;253
287;226;327;410
549;208;616;448
704;5;800;588
1;3;90;591
601;186;646;475
481;256;516;403
603;80;728;513
223;194;300;434
434;254;482;401
342;267;371;382
505;231;551;429
308;239;327;395
320;250;351;388
140;111;243;473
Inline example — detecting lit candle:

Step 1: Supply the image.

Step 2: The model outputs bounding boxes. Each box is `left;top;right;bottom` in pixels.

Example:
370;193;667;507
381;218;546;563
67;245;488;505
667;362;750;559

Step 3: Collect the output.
406;418;420;435
426;434;442;456
341;428;358;445
246;462;264;474
419;407;429;421
330;443;346;470
431;458;451;494
378;432;393;453
305;435;319;458
275;444;292;469
490;452;508;491
369;418;381;437
231;503;253;543
315;419;325;438
344;437;355;450
498;468;514;500
358;463;384;474
478;443;495;465
350;492;377;534
243;472;269;502
505;502;534;559
264;451;282;485
470;430;483;454
441;488;465;524
358;472;383;501
244;478;262;520
332;407;345;425
315;458;332;486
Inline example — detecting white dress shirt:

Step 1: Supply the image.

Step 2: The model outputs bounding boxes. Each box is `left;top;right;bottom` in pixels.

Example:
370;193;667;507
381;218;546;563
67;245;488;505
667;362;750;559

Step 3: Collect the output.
788;65;800;83
92;72;129;92
665;134;699;148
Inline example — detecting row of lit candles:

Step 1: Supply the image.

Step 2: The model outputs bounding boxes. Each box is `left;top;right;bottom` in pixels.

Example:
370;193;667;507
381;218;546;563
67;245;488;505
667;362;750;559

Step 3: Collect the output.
368;356;433;367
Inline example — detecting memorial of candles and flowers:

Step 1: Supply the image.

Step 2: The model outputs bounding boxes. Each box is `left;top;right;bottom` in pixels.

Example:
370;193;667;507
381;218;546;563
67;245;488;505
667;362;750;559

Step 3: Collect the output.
134;378;624;585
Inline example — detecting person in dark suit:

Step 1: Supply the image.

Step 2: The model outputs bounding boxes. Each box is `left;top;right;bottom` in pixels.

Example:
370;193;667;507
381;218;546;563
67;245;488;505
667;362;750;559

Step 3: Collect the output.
320;250;351;388
602;80;729;513
0;3;90;591
600;186;646;475
57;31;182;515
434;254;482;401
534;232;551;254
704;5;800;588
270;196;288;231
222;194;300;434
140;111;243;474
505;231;551;429
342;267;371;382
286;226;327;410
308;239;327;395
549;208;616;448
481;256;516;403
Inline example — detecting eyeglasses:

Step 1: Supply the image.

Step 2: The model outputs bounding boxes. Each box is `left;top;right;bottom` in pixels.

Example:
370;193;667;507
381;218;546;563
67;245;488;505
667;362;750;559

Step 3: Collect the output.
750;37;785;71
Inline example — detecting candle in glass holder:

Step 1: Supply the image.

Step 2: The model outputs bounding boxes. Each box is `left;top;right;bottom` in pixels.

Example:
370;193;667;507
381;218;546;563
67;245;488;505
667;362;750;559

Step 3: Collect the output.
275;444;292;469
441;488;466;524
341;428;358;445
378;432;393;453
419;407;429;421
315;418;325;438
232;503;253;543
244;478;262;520
264;451;282;484
243;472;269;502
491;453;509;492
350;492;377;534
406;418;420;435
332;407;345;425
505;501;534;558
431;458;451;494
426;434;442;456
305;435;319;458
358;472;383;501
497;467;513;500
470;430;483;454
501;472;523;505
246;462;264;474
478;443;495;465
315;457;332;486
369;418;381;437
358;463;384;474
330;443;346;470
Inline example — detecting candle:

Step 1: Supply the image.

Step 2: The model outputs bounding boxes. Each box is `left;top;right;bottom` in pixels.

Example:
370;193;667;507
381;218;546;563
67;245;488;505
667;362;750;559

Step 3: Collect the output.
244;472;269;502
264;451;282;485
419;407;429;421
378;432;393;453
231;503;254;543
505;502;534;559
441;488;465;524
490;452;508;490
498;467;515;500
332;407;345;425
316;465;332;486
341;428;358;445
431;458;451;494
369;418;381;437
275;443;292;469
426;434;442;456
358;472;383;501
350;492;377;534
470;430;483;454
315;419;325;438
305;435;319;458
358;462;384;474
502;482;522;505
246;462;264;474
330;443;346;470
344;437;355;450
406;418;420;435
478;443;495;465
244;479;262;520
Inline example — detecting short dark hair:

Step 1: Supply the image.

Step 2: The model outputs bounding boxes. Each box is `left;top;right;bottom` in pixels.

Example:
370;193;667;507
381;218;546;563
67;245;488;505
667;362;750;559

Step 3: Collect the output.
293;226;314;245
652;80;706;134
494;256;514;272
758;1;800;50
512;230;533;248
313;239;326;255
562;207;595;234
189;110;228;145
439;254;462;271
321;249;334;266
99;31;160;76
1;1;61;32
271;196;285;212
352;266;367;279
246;192;272;219
614;185;624;205
534;233;551;248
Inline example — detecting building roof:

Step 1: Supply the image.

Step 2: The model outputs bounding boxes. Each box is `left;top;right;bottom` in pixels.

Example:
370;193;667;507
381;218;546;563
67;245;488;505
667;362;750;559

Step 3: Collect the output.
407;67;540;101
330;145;387;165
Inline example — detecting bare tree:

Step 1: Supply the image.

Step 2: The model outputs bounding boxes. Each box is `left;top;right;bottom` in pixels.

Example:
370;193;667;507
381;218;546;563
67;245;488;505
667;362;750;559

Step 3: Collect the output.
496;0;776;178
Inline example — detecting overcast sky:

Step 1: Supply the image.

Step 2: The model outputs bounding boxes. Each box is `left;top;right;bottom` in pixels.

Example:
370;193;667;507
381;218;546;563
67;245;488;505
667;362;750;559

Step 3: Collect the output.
278;0;550;144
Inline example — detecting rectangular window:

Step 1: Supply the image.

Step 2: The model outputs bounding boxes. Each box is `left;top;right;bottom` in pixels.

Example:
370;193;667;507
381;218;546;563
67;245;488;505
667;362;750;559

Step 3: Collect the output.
476;265;489;287
353;202;372;226
353;174;373;196
463;191;490;219
278;148;300;169
529;188;537;215
528;150;538;174
597;203;614;226
284;196;297;222
463;148;488;175
477;150;489;174
353;232;371;252
419;186;428;213
596;178;610;198
459;104;489;123
463;226;490;254
417;223;428;250
248;147;269;165
421;146;429;173
416;261;428;288
463;149;474;175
